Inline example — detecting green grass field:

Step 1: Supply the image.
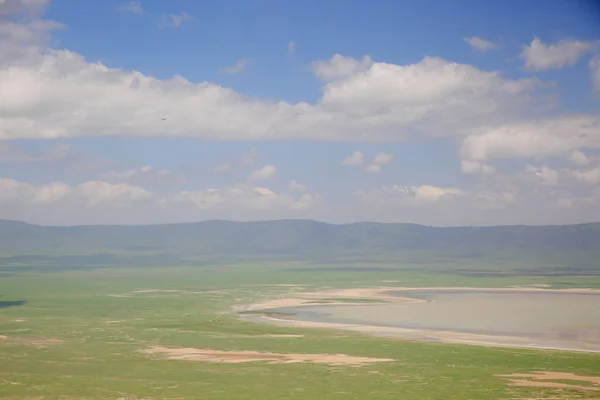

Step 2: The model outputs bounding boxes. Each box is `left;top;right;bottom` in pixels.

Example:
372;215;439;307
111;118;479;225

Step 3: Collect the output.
1;262;600;400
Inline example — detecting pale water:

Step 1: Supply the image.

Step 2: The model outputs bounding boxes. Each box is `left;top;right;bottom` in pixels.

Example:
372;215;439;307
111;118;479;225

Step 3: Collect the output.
273;290;600;351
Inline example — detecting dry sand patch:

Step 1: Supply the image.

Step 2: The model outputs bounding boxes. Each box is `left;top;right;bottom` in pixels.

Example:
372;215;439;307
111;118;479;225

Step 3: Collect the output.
211;333;304;338
143;346;394;365
498;372;600;392
235;286;424;312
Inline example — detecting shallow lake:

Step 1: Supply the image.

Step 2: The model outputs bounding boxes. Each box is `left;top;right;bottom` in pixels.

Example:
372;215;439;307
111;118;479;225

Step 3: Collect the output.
273;290;600;352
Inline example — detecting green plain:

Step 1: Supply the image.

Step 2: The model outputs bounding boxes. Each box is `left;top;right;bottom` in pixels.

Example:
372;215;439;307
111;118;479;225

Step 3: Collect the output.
1;260;600;400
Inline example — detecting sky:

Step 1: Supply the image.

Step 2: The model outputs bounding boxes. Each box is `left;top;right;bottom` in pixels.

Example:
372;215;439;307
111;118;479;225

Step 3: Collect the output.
1;0;600;226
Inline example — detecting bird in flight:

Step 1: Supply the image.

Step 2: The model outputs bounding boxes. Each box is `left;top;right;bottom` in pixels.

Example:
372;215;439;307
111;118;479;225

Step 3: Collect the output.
162;117;167;121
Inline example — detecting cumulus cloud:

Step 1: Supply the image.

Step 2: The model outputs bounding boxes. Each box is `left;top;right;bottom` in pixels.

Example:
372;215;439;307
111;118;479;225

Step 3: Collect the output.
167;184;320;214
464;36;496;52
366;164;382;173
590;56;600;91
0;21;550;144
119;0;143;14
366;185;466;205
520;37;597;71
342;151;364;166
159;12;190;28
1;4;599;226
459;115;600;163
248;165;276;180
571;166;600;184
0;0;49;16
460;160;495;175
213;161;231;173
1;2;593;152
0;177;70;204
570;150;590;166
99;165;179;185
523;164;559;186
287;179;307;192
311;53;373;81
0;177;149;208
77;181;151;206
373;152;393;165
219;58;251;75
366;152;394;173
473;190;516;210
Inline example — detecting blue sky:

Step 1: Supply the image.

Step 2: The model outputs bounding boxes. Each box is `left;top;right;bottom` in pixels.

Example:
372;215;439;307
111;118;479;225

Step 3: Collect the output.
1;0;600;226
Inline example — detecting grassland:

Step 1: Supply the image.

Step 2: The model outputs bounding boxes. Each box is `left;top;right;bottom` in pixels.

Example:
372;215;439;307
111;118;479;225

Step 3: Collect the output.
1;261;600;400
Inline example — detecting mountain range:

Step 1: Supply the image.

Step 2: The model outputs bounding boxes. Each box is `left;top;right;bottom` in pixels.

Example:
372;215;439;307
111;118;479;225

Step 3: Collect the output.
1;219;599;257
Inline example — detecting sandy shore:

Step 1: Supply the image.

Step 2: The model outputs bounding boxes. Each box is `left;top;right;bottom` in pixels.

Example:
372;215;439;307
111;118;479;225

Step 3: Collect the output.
143;346;394;365
236;285;600;353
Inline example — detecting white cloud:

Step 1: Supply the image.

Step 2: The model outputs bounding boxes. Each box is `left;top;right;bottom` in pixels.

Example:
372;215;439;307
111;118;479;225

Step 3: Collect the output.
0;27;550;143
99;165;176;184
342;151;364;166
523;164;559;186
0;177;149;208
590;56;600;91
0;178;70;204
366;164;382;173
119;0;143;14
77;181;151;206
0;0;49;16
290;193;321;210
30;182;71;203
1;173;599;226
473;190;516;209
248;165;277;180
520;37;597;71
570;150;590;166
159;12;191;28
1;6;599;226
288;41;295;54
460;160;495;175
167;184;318;213
367;152;394;173
213;161;231;173
311;53;373;81
372;152;394;165
459;115;600;163
464;36;496;52
219;58;251;75
288;180;307;192
571;166;600;184
378;185;466;204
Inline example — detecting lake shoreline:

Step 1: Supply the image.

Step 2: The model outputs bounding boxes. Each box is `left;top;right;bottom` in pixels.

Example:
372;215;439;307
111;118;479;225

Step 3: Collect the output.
236;286;600;354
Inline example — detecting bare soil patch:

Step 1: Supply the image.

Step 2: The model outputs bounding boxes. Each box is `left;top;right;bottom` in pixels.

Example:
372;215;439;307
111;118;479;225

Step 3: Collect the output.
235;286;423;312
498;371;600;392
211;333;304;338
143;346;394;365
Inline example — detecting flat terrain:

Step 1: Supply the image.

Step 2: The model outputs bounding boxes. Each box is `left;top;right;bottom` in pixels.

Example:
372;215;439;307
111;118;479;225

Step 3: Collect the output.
1;260;600;400
241;286;600;352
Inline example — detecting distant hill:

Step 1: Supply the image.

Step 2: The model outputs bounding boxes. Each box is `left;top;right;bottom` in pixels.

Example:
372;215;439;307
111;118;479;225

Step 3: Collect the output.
1;219;599;258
